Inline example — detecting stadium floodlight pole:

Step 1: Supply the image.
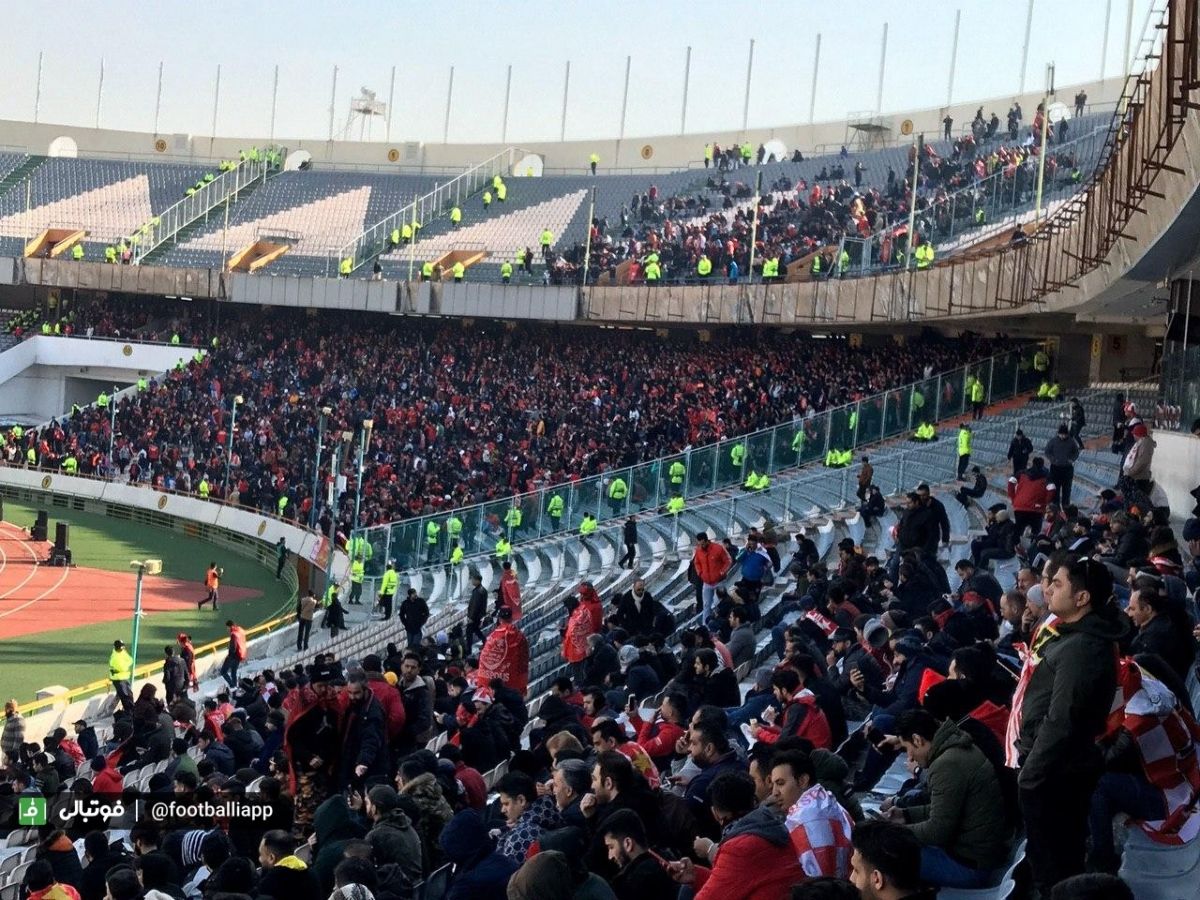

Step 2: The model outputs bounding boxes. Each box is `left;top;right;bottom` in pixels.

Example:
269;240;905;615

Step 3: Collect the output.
1019;0;1034;93
385;66;396;143
34;52;43;124
809;34;821;125
619;56;631;143
681;46;691;135
747;170;763;283
502;64;513;143
875;24;888;115
742;39;755;135
443;65;455;144
1100;0;1112;82
320;432;353;607
1034;67;1052;223
1123;0;1134;79
946;10;961;108
310;406;332;529
353;418;374;536
211;64;221;140
559;61;569;143
96;58;104;129
153;61;163;136
270;65;280;142
582;186;596;286
223;394;243;496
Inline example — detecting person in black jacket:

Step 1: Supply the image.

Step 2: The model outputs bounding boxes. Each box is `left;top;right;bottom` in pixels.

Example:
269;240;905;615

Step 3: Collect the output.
860;485;886;526
162;646;187;704
1127;583;1196;681
582;634;620;687
690;649;741;708
73;720;99;761
465;572;488;654
1098;511;1149;577
1007;429;1033;475
339;674;389;790
399;589;431;651
79;831;129;900
620;516;638;569
953;467;988;509
257;829;322;900
600;808;679;900
614;579;671;637
916;484;950;553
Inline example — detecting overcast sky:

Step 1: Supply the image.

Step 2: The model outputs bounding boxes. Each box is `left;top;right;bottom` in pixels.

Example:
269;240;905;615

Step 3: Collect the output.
0;0;1156;144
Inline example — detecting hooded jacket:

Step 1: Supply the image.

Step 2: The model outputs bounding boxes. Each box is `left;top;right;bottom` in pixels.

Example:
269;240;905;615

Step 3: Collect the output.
439;810;519;900
903;719;1010;869
1007;464;1056;514
1014;607;1132;789
692;805;805;900
563;587;603;664
366;672;407;740
400;772;454;874
692;541;732;586
367;807;423;887
311;795;367;892
256;855;322;900
39;832;85;889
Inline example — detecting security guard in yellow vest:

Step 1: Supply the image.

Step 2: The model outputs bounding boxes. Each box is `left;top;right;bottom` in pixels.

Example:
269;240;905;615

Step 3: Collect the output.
422;261;434;281
198;477;210;499
540;229;554;251
838;249;850;276
810;254;822;277
669;460;686;486
504;506;522;532
97;392;109;409
349;558;365;604
608;477;628;515
104;246;117;264
501;261;513;283
277;495;289;516
761;257;778;279
644;259;661;284
63;455;78;475
494;534;512;559
516;247;526;270
452;261;465;282
589;153;600;174
426;519;441;562
496;182;507;201
667;494;685;516
697;255;713;278
170;333;181;345
449;542;464;567
137;377;148;392
579;514;597;536
72;243;84;261
390;227;401;246
915;241;935;269
339;258;353;277
1036;381;1051;401
704;143;714;167
446;514;463;545
957;425;972;478
1033;349;1049;373
1047;382;1061;400
730;443;745;468
450;206;462;227
379;563;398;619
792;429;806;455
969;377;985;418
547;493;565;525
26;446;36;467
493;174;503;191
401;223;413;243
483;190;492;208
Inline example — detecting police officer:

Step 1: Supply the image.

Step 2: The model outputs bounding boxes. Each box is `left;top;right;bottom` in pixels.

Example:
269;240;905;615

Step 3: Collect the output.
379;562;398;620
500;260;513;283
348;556;365;604
482;189;492;209
452;260;465;282
72;243;84;261
547;493;565;529
450;206;462;228
426;518;441;563
607;476;628;516
697;255;712;279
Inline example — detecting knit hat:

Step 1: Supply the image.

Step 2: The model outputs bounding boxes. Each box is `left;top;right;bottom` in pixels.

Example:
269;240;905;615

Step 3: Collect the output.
383;671;399;686
752;667;774;691
361;654;382;673
893;631;925;660
473;688;493;706
618;644;639;669
862;618;889;649
830;626;856;644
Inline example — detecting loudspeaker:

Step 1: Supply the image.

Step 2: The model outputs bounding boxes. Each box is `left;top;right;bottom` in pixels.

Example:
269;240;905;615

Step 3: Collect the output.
32;510;48;542
55;522;69;552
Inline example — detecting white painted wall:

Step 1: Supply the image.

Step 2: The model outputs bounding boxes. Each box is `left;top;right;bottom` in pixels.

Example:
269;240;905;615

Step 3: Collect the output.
0;337;198;422
1152;430;1200;523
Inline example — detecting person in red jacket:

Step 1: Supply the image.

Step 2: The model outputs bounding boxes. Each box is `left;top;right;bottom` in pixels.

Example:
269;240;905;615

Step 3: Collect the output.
499;561;523;622
177;632;198;691
562;582;602;681
1008;455;1057;541
749;668;833;750
626;690;688;768
220;620;248;689
669;770;805;899
361;653;406;741
692;532;732;622
89;754;123;797
476;606;530;696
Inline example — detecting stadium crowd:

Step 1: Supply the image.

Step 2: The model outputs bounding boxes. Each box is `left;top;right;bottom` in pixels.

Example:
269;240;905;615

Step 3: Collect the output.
9;303;1008;532
554;110;1087;287
0;393;1196;900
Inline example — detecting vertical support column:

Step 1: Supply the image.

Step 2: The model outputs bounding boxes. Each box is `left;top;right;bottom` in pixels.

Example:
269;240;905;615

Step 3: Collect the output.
742;39;755;134
681;46;692;135
385;65;396;143
95;58;104;129
559;61;569;143
153;61;163;136
328;65;339;142
443;65;454;144
946;10;961;107
809;34;821;125
876;24;889;113
1019;0;1035;92
1100;0;1113;82
211;64;221;140
502;64;513;143
34;51;44;124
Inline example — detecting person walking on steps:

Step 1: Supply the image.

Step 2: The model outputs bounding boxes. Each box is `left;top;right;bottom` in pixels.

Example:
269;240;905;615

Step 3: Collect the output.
620;516;638;569
109;640;134;712
296;590;317;652
379;561;398;621
200;561;224;611
275;538;289;580
220;620;248;689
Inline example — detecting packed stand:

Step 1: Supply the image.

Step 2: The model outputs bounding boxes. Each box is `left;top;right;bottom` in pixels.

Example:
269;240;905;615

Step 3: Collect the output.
9;304;1006;532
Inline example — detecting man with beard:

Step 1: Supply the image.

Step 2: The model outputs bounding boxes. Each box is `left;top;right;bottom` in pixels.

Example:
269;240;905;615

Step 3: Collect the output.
284;663;342;828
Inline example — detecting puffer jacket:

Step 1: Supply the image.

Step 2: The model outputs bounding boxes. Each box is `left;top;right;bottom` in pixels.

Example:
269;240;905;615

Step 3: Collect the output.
400;772;454;874
367;807;423;887
902;719;1010;869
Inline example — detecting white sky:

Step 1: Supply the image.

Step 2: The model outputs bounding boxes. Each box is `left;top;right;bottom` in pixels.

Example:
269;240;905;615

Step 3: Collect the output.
0;0;1157;144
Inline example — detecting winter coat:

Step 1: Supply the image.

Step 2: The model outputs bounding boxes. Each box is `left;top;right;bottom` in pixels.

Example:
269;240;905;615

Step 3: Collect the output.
2;711;25;763
1131;614;1196;682
367;808;423;886
311;795;366;892
693;542;732;585
256;857;322;900
400;772;454;873
610;853;677;900
496;795;562;862
162;656;187;695
755;689;832;749
1123;435;1156;481
1016;608;1132;789
902;719;1010;869
726;624;756;668
1007;464;1056;513
439;811;519;900
614;588;671;637
366;672;407;741
339;694;389;787
692;806;805;900
1044;435;1080;468
583;641;620;686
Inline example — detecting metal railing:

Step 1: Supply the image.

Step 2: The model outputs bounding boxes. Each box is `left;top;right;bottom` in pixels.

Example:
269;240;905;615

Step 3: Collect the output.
132;155;271;265
332;148;522;273
349;347;1041;579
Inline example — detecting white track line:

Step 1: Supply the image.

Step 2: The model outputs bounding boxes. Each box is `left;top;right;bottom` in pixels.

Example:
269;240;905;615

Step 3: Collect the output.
0;520;45;608
0;565;71;620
